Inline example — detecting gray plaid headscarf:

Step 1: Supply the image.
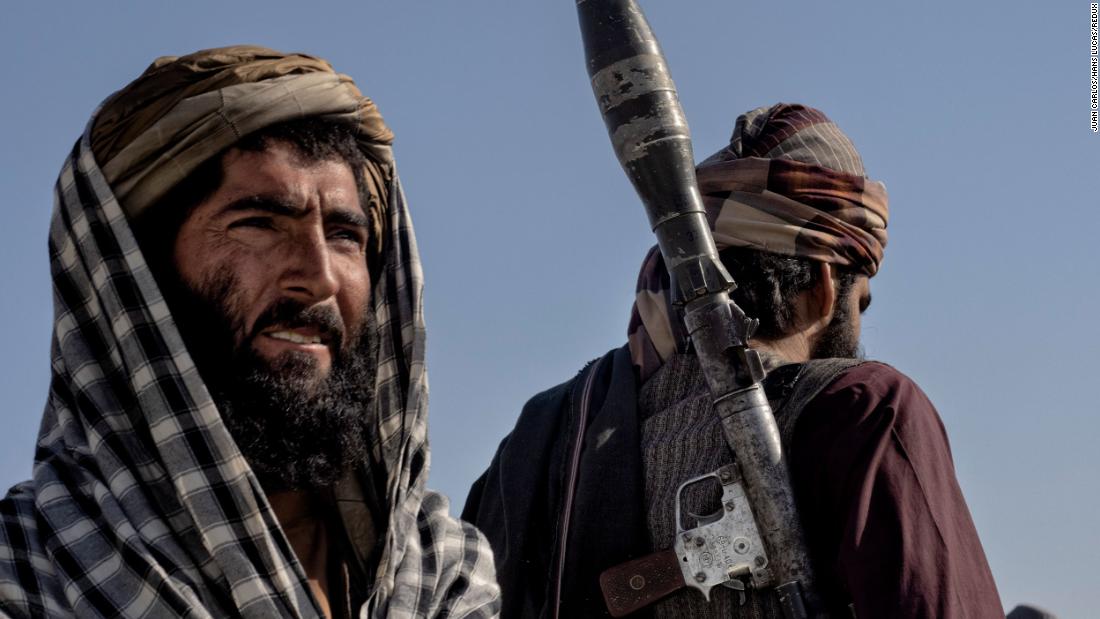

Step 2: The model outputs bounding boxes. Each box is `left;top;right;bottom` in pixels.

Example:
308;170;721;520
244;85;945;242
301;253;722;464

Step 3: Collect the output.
0;47;499;618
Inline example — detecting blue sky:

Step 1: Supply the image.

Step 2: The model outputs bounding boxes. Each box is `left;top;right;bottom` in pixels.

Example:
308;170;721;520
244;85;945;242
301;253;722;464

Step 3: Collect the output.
1;2;1096;616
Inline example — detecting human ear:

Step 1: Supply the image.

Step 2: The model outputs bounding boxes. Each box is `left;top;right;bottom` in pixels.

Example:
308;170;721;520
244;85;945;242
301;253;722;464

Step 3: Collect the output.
808;262;837;327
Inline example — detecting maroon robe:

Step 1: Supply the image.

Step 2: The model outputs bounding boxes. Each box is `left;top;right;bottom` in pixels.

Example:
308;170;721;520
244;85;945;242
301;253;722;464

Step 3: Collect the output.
464;347;1004;617
791;362;1003;617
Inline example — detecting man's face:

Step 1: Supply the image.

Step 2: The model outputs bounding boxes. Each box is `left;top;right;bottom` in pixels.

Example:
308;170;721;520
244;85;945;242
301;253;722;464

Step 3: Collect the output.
173;140;372;389
168;140;378;491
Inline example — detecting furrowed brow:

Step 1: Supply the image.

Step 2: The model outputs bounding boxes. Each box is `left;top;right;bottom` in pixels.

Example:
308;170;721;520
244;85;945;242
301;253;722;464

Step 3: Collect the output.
223;195;307;217
325;208;369;229
221;195;367;228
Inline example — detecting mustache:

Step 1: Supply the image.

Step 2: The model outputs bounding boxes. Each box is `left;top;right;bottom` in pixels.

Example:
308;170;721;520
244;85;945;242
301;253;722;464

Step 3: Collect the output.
247;299;345;352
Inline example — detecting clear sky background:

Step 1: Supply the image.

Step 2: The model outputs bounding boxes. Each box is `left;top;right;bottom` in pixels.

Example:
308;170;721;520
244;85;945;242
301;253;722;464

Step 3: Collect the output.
1;1;1096;616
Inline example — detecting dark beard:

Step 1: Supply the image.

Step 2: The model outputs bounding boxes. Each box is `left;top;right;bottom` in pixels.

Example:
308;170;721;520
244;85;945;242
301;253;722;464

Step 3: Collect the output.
810;296;863;360
166;271;378;493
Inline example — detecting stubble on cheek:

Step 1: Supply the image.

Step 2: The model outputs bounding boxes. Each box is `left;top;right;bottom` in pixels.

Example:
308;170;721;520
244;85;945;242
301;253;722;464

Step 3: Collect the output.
166;268;247;385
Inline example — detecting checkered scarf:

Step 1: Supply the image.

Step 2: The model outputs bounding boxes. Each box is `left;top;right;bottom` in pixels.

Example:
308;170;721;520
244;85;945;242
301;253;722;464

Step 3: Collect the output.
0;49;498;619
627;104;890;382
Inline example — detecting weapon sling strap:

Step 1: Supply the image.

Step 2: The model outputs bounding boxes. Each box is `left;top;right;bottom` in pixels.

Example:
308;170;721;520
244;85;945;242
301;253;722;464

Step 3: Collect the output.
600;357;866;617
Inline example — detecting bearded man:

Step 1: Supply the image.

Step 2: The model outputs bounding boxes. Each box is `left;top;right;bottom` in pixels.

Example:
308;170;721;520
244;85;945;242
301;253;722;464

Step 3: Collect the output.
0;46;498;618
464;104;1003;618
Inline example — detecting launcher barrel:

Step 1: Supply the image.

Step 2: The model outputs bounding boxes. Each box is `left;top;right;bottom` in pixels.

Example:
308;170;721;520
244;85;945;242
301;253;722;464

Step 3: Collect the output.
576;1;822;615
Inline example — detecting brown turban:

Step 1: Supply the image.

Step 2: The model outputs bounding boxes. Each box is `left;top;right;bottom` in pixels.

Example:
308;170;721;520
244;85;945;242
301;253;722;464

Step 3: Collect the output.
696;103;889;277
89;45;394;252
628;103;890;381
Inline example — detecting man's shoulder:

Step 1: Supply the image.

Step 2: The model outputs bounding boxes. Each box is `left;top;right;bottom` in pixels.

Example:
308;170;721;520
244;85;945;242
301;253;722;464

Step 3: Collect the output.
0;481;55;618
414;491;501;606
0;480;42;560
513;347;623;430
825;360;929;402
804;360;944;437
0;480;38;537
831;360;919;384
519;374;577;418
482;371;582;459
463;348;623;511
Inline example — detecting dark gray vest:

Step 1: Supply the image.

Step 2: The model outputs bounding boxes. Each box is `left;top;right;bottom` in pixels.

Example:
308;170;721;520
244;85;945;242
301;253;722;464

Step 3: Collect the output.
639;352;862;619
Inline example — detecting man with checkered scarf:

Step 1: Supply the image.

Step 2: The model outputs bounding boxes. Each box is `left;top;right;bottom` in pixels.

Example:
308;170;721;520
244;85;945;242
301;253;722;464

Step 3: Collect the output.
0;46;499;618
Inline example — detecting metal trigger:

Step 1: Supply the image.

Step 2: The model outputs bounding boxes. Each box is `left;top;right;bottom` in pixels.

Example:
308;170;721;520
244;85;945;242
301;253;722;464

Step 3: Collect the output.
721;578;747;606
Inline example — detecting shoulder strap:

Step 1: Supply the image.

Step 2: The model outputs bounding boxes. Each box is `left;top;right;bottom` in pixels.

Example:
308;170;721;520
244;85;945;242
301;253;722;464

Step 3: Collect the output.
773;358;866;446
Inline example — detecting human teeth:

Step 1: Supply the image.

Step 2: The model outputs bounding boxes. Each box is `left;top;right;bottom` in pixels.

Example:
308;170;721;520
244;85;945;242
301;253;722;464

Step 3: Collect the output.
268;331;322;345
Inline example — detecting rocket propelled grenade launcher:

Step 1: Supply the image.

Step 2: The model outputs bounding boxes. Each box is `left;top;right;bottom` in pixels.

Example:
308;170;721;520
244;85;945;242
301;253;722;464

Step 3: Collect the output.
576;1;821;616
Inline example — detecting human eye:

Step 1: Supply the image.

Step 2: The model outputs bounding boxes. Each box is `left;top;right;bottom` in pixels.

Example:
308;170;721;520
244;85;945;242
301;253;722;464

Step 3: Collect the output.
228;216;276;230
327;226;367;248
859;292;872;314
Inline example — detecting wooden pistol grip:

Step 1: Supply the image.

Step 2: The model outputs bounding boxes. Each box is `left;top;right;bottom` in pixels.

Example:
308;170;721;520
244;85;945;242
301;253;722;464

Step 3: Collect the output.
599;548;685;617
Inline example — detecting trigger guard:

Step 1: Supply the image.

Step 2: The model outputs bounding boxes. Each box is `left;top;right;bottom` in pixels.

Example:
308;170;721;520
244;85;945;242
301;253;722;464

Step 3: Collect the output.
683;506;724;528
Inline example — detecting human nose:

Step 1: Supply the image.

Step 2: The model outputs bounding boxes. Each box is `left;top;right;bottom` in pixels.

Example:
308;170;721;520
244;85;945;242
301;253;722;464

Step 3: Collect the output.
278;225;339;302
